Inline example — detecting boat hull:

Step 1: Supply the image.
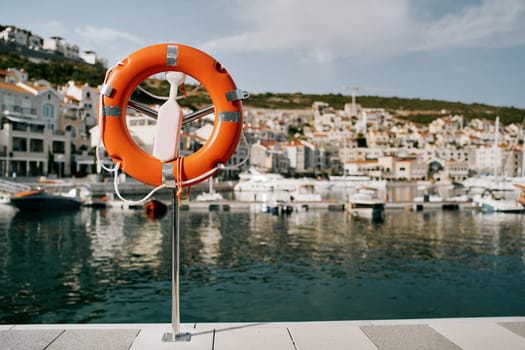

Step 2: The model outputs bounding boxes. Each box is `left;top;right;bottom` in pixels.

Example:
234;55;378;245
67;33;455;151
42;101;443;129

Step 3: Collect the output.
11;192;81;211
348;203;385;221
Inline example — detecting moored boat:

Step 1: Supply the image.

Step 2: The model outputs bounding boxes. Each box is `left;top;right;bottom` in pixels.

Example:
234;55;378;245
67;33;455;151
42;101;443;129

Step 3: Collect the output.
195;178;225;202
474;189;524;213
10;189;82;211
347;186;385;220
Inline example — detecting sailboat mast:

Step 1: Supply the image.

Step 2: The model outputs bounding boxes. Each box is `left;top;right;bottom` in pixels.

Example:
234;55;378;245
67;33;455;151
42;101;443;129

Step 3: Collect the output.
493;117;499;178
522;124;525;177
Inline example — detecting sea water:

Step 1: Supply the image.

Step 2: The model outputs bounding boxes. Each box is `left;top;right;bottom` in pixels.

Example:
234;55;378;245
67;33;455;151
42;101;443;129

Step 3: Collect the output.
1;205;524;324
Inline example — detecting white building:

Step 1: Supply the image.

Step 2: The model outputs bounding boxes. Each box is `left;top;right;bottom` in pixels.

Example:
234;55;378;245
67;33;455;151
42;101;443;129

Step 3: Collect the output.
80;50;108;67
43;36;64;54
0;26;27;46
0;78;72;177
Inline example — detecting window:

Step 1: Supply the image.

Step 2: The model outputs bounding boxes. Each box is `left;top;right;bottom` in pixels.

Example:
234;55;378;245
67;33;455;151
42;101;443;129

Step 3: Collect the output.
30;139;44;152
22;97;31;112
53;141;65;153
30;124;45;133
12;122;27;131
42;103;54;118
65;125;77;138
12;137;27;151
3;93;14;106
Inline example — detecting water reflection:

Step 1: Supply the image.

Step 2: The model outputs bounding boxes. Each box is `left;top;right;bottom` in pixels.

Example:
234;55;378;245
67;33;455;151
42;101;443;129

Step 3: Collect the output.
0;206;525;324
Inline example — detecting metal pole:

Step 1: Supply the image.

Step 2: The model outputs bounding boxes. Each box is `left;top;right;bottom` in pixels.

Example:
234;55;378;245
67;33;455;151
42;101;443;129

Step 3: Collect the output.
162;189;191;342
128;99;214;125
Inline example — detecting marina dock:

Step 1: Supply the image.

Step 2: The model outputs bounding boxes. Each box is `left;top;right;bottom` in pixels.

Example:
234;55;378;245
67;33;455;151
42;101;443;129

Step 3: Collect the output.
170;200;478;212
2;317;525;349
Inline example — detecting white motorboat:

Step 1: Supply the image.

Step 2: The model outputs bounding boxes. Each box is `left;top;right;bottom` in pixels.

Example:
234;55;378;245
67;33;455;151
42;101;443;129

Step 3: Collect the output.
329;174;387;191
347;186;385;220
462;175;525;197
195;178;225;202
474;189;524;213
234;168;332;195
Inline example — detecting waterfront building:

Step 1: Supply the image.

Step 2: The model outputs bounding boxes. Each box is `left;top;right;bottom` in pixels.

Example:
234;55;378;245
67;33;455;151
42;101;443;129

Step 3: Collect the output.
249;141;290;173
446;159;469;181
344;159;381;177
0;73;72;177
282;140;315;175
391;156;427;181
61;82;99;125
59;81;103;176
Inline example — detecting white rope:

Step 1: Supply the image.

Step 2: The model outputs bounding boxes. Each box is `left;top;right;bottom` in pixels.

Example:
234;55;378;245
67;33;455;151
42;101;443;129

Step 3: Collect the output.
179;164;222;187
112;162;166;205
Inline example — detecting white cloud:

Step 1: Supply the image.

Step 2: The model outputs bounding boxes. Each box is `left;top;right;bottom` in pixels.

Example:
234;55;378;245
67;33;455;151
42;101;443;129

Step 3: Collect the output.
202;0;412;61
74;25;145;46
72;25;147;64
201;0;525;63
417;0;525;50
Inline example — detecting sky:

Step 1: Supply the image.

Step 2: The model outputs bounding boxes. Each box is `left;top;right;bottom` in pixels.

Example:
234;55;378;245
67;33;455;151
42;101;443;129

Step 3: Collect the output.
1;0;525;108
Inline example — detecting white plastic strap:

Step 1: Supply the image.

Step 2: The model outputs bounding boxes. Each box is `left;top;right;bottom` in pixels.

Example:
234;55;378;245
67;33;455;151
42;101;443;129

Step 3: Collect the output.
100;84;114;97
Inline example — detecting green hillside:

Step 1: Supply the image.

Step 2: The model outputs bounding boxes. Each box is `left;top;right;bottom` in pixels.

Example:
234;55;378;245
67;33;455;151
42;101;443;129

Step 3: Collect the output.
1;52;523;124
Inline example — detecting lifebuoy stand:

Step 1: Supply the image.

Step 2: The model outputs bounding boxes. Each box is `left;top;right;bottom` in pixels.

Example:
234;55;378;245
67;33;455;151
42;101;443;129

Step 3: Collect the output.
98;43;246;343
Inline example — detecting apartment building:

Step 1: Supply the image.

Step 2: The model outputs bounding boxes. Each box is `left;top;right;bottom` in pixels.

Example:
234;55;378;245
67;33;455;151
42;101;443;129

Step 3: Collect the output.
0;71;72;177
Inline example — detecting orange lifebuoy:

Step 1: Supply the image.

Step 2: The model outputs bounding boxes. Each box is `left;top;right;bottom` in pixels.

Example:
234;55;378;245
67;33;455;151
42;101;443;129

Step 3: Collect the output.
99;43;244;187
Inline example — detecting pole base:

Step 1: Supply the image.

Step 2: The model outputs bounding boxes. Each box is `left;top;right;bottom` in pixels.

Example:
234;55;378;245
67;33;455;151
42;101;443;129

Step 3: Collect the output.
161;332;192;342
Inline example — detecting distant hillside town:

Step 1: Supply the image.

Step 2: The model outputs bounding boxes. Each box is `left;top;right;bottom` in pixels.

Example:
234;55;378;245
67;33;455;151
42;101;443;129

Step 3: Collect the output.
0;24;107;67
0;24;524;184
0;65;524;185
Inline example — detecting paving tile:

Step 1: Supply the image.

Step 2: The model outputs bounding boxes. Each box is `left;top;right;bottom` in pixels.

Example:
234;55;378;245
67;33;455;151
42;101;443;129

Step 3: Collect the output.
290;324;378;350
212;323;295;350
361;324;461;350
368;317;525;326
430;321;525;350
0;329;64;350
499;322;525;339
46;329;139;350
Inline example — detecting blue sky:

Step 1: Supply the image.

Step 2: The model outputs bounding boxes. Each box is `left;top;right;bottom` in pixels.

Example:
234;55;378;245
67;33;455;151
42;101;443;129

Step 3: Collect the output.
1;0;524;108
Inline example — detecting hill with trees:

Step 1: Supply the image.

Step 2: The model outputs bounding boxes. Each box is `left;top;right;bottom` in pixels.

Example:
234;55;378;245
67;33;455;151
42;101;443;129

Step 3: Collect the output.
1;52;523;125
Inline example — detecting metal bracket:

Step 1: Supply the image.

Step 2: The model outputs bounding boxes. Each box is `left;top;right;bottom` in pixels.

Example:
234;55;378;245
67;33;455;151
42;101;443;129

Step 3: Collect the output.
161;332;192;342
162;163;176;188
166;45;178;67
226;89;249;102
219;111;241;122
103;106;121;117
